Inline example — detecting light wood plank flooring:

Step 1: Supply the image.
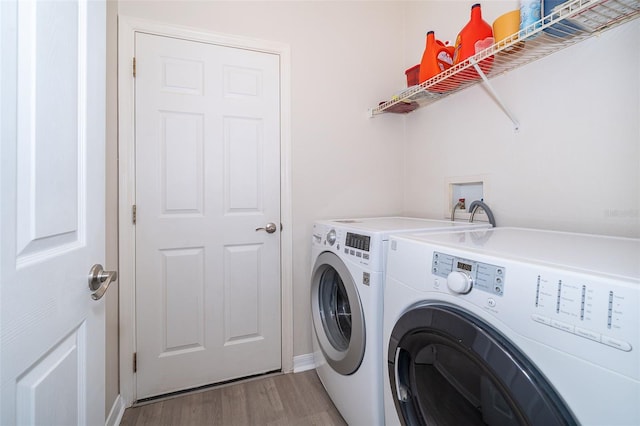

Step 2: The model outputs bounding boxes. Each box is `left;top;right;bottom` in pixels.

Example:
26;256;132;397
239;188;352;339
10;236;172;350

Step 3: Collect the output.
119;370;347;426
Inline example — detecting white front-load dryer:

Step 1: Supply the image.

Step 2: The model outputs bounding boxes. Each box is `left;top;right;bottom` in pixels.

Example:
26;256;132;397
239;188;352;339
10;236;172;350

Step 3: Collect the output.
310;217;491;425
383;227;640;426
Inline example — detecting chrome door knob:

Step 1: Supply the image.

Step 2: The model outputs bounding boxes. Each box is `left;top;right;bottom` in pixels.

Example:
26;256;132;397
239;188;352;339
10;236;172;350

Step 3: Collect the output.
255;222;277;234
88;264;118;300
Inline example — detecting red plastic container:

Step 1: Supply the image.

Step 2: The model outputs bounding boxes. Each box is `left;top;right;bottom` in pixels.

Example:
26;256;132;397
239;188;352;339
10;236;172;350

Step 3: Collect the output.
452;3;494;81
405;64;420;87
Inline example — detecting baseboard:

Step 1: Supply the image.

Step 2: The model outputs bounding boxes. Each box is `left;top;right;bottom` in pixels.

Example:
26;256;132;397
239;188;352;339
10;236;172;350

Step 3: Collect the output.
293;353;316;373
106;394;126;426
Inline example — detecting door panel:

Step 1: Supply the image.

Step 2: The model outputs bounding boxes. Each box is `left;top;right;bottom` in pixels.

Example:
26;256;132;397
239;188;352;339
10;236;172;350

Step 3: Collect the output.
16;0;82;260
161;112;204;215
135;32;281;399
16;324;87;425
1;0;106;424
225;117;262;211
224;244;262;343
162;247;205;353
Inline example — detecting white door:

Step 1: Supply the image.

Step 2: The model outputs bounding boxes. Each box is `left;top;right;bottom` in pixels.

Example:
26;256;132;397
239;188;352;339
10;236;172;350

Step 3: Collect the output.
0;0;107;425
134;33;281;399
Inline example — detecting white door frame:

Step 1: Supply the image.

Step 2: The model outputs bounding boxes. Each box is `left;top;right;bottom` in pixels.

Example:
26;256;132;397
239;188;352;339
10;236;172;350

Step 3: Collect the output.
117;16;293;406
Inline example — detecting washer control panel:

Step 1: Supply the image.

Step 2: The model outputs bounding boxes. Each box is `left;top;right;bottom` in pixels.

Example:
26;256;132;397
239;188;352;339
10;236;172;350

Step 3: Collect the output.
312;224;380;269
342;231;372;263
432;251;505;296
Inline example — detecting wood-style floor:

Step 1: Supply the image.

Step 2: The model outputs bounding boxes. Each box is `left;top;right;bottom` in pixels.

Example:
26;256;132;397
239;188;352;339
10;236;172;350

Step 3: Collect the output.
119;370;347;426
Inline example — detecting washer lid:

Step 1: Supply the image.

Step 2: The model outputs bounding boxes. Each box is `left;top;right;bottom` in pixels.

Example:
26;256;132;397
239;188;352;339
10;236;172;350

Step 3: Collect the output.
318;216;490;237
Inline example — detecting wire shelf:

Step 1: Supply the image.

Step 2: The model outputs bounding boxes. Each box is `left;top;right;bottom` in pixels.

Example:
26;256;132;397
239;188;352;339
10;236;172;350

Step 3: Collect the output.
370;0;640;116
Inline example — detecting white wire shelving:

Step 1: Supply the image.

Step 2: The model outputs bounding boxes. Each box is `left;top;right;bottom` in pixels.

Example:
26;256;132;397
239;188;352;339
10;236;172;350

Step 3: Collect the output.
369;0;640;123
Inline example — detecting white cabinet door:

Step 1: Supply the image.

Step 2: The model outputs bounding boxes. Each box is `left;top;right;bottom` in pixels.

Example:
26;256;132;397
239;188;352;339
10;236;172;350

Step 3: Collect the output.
134;33;281;399
0;0;107;424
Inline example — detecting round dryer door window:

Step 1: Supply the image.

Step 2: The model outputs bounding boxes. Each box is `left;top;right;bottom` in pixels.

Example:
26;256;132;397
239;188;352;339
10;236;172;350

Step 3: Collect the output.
387;303;577;426
311;252;365;375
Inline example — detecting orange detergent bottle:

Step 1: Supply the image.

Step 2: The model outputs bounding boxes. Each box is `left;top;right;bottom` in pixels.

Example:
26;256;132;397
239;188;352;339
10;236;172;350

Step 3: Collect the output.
418;31;455;93
452;3;494;81
444;41;455;59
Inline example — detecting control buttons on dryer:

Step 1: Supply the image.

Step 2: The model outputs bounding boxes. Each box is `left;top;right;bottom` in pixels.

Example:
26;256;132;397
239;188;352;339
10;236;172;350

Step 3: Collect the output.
447;271;473;294
551;319;574;333
531;314;632;352
531;314;551;325
432;251;505;296
601;336;632;352
574;327;600;342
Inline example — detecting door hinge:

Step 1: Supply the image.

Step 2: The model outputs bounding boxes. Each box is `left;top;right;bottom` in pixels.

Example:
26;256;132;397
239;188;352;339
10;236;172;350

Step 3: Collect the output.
133;57;136;77
133;352;137;373
132;204;137;224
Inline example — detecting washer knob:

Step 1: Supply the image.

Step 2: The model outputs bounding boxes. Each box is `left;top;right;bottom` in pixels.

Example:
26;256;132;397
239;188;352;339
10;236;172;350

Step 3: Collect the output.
326;229;337;246
447;271;473;294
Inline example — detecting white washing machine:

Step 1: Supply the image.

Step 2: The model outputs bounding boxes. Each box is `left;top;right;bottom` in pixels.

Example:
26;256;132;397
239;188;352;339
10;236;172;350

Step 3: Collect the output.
383;227;640;426
310;217;491;426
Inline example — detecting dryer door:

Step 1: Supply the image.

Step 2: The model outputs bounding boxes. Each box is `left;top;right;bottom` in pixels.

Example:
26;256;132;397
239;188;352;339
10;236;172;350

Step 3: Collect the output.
388;303;577;426
311;251;365;375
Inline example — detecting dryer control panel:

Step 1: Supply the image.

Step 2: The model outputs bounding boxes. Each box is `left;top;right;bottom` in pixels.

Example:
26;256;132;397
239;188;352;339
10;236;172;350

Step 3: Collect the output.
432;251;505;296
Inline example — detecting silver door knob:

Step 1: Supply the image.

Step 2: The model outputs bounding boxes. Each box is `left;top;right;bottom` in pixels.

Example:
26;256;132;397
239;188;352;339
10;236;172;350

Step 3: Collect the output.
88;264;118;301
255;222;277;234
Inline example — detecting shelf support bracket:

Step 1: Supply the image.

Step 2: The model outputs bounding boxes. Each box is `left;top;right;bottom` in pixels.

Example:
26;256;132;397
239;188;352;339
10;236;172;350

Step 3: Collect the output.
470;58;520;131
